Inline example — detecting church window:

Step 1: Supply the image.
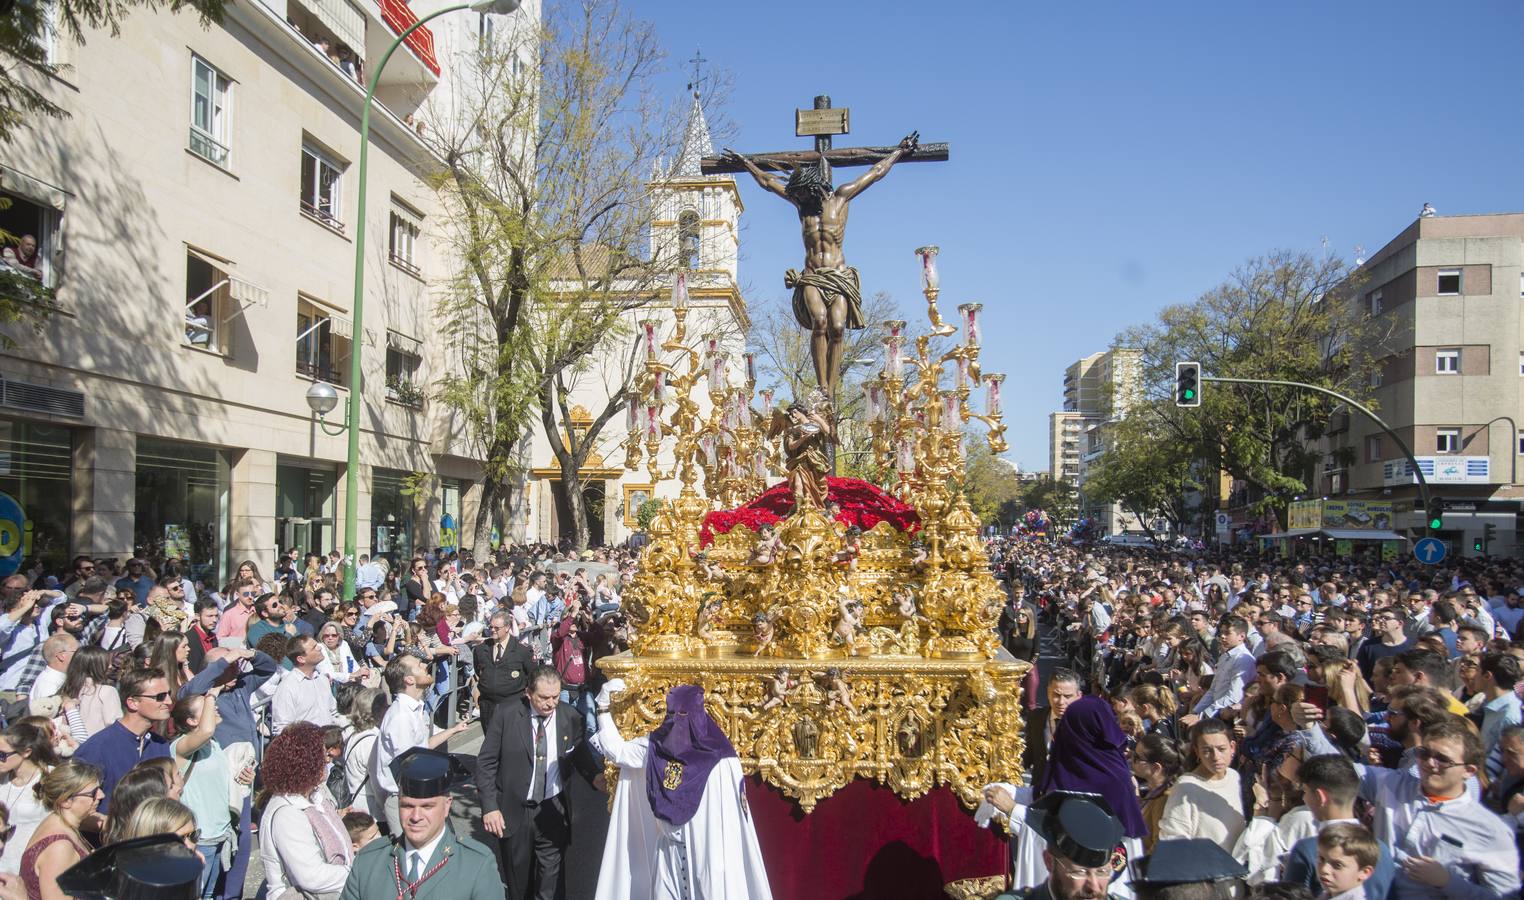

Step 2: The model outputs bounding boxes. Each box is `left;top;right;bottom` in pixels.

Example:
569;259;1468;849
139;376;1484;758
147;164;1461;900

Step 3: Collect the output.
678;209;700;269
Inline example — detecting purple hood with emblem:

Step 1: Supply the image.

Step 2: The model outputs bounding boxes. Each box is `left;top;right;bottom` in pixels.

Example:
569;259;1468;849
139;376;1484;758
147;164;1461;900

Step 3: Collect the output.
644;685;737;826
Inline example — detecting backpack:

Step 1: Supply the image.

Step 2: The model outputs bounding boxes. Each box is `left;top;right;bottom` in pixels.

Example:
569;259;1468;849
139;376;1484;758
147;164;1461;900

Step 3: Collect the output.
332;732;376;809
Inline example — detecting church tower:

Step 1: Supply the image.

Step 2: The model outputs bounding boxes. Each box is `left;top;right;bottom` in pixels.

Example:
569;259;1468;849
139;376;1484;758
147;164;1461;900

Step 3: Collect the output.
649;90;747;329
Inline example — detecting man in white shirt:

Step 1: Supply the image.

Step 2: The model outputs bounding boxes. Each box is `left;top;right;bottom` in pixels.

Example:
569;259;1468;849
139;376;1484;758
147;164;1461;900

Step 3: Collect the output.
270;636;337;735
0;582;67;692
372;655;471;834
28;631;76;704
1184;615;1257;727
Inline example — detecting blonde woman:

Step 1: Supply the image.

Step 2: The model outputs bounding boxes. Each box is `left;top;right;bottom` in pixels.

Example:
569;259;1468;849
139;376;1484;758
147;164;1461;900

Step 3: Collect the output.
1322;658;1373;715
117;796;200;849
21;761;101;900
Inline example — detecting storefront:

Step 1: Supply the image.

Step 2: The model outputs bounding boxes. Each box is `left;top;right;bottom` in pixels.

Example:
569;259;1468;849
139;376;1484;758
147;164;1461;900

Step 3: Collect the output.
134;437;231;586
0;417;72;572
439;478;462;553
276;459;338;558
370;467;414;565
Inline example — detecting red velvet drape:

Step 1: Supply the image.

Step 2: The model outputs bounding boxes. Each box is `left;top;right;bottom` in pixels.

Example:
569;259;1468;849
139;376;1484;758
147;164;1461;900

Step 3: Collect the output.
743;776;1009;900
700;476;921;547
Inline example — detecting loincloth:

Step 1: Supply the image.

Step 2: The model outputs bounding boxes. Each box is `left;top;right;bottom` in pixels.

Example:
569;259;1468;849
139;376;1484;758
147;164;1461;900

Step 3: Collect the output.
785;266;865;331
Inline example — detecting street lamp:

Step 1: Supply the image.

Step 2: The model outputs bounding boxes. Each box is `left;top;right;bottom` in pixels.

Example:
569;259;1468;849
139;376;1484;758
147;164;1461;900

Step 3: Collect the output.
305;381;348;436
340;0;523;603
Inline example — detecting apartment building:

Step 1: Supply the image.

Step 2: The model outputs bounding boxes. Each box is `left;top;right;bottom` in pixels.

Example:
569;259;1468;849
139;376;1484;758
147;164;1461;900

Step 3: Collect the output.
0;0;535;581
1325;212;1524;557
1047;349;1144;534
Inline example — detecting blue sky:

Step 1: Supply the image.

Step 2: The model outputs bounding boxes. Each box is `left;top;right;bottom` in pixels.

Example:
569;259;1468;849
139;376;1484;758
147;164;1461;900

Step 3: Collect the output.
639;0;1524;471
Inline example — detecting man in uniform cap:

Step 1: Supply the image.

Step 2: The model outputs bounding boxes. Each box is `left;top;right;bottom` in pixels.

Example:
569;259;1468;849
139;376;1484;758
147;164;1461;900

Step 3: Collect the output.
342;747;504;900
996;791;1126;900
1130;838;1247;900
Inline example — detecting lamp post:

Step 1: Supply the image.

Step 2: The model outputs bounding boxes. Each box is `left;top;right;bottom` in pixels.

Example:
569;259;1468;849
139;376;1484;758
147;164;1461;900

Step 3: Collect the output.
339;0;522;603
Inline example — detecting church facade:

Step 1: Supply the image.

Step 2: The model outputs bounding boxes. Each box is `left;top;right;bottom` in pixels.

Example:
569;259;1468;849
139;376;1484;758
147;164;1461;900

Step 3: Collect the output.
510;94;750;546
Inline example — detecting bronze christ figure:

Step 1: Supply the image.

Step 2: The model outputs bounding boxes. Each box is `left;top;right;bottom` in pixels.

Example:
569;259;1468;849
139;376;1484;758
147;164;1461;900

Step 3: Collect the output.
721;132;919;399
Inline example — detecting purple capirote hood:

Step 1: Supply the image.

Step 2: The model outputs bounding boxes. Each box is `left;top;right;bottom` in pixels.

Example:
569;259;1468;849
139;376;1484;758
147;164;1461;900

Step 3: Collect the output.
644;685;737;826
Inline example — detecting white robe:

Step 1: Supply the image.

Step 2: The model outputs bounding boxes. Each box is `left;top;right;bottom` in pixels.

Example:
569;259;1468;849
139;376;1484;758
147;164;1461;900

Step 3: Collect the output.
594;712;773;900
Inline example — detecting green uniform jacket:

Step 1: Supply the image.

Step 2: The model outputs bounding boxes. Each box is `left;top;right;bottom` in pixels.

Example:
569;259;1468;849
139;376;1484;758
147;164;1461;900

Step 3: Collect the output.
341;824;504;900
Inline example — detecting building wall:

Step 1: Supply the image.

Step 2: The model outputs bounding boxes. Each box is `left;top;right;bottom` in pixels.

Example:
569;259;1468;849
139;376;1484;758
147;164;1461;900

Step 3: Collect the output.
0;0;536;578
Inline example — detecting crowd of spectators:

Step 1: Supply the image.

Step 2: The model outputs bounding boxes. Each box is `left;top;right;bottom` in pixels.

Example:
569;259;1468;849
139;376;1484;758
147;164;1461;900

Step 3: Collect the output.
0;540;639;899
987;534;1524;899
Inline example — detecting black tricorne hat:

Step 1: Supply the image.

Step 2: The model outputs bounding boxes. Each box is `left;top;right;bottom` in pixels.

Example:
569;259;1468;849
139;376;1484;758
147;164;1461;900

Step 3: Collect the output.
1131;838;1248;885
391;746;468;798
58;834;201;900
1024;790;1124;870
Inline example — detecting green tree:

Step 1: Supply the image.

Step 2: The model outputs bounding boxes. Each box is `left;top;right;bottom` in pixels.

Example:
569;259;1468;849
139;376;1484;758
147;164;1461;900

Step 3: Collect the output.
962;436;1022;525
1024;478;1078;529
1081;409;1198;541
1116;250;1388;528
424;0;679;551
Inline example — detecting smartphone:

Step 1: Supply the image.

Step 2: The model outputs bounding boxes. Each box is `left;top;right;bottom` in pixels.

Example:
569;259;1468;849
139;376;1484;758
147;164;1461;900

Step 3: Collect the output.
1304;683;1330;711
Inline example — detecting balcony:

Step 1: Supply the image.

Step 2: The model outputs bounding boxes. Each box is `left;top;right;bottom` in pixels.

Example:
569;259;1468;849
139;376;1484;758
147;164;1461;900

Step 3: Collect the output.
274;0;440;116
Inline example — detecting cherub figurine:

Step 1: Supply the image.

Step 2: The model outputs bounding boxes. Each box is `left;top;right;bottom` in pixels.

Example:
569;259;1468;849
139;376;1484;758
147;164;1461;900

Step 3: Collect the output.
833;525;862;570
832;588;862;656
760;666;794;712
748;523;783;565
819;667;856;716
906;538;929;573
824;500;848;536
895;587;918;619
752;611;776;657
692;551;725;581
694;593;724;643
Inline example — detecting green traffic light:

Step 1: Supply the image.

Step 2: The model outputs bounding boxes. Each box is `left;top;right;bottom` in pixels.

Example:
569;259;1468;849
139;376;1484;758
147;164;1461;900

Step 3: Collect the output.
1183;389;1195;400
1429;517;1443;530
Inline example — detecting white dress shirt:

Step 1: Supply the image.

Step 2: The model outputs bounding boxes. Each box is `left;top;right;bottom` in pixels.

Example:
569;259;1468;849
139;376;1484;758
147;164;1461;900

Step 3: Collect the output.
373;692;430;796
403;829;446;881
527;708;562;802
1193;642;1257;717
270;669;337;735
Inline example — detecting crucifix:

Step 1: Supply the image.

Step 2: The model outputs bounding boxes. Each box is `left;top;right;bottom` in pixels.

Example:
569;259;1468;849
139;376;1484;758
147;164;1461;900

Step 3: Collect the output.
701;96;949;401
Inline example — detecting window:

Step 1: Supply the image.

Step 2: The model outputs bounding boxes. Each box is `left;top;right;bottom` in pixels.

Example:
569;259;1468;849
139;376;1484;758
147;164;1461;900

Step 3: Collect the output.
1517;429;1524;455
1435;348;1460;374
678;209;699;269
385;339;423;406
185;249;231;354
388;203;421;275
1365;435;1382;463
295;297;352;386
1519;351;1524;376
1437;269;1462;295
1368;289;1382;315
1369;368;1383;388
477;12;494;51
0;186;62;289
1436;428;1461;454
300;145;345;231
189;56;232;167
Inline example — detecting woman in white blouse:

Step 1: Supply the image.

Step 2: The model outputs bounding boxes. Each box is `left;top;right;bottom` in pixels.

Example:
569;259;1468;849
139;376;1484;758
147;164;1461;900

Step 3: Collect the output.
0;721;58;874
58;646;122;740
315;622;365;684
258;722;353;900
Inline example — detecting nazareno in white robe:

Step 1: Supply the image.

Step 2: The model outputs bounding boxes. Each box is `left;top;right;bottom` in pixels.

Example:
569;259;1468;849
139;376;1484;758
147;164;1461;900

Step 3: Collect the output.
593;711;774;900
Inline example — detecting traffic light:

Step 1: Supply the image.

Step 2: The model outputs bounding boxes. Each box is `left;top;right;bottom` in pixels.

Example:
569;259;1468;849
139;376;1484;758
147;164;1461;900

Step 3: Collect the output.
1474;536;1484;553
1175;362;1201;407
1426;496;1445;532
1482;522;1497;555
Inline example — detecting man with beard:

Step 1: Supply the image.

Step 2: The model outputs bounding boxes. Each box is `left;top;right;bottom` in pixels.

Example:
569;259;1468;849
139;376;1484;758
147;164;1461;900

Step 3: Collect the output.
373;655;472;833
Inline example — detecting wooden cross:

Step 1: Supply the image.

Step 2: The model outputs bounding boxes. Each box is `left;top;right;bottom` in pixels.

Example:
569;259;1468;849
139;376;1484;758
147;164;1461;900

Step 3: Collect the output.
700;95;949;175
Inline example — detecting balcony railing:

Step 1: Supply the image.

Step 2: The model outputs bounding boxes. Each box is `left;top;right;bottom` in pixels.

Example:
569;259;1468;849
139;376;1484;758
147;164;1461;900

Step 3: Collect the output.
297;358;346;385
300;200;346;234
377;0;440;75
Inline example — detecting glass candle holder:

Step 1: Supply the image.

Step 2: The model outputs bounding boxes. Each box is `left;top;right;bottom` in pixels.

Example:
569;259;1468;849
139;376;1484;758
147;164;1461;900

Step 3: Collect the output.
708;354;724;393
896;437;916;474
956;355;970;389
884;337;903;380
760;389;774;416
915;246;940;292
985;374;1005;417
941;391;960;430
641;320;659;360
958;303;983;348
671;271;688;311
743;352;756;384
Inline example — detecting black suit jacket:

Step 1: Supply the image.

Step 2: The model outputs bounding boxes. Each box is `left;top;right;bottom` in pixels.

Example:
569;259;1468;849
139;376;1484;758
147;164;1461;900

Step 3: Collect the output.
472;637;534;703
1022;706;1054;789
475;697;598;828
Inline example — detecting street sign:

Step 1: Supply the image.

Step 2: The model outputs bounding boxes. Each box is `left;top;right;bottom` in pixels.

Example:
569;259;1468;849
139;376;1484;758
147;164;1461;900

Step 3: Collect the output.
1413;537;1447;565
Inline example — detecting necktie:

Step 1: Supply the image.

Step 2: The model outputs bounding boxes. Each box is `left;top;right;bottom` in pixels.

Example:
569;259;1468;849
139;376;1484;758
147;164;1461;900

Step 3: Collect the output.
407;851;421;883
494;644;502;663
533;715;548;802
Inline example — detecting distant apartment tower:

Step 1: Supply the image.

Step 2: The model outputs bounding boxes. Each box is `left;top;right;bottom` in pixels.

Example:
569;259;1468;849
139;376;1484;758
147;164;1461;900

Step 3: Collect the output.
1049;349;1144;533
1325;212;1524;557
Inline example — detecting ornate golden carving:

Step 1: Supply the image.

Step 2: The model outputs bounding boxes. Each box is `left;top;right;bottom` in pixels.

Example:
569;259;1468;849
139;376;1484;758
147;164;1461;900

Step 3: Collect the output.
611;252;1021;813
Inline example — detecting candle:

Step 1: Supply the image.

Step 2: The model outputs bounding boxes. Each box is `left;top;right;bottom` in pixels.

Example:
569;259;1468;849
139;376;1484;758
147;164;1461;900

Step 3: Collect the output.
896;437;916;474
986;374;1005;417
941;391;960;430
754;450;765;478
865;381;883;422
646;403;662;441
671;271;688;311
654;370;666;403
626;400;638;432
958;303;983;348
704;333;719;357
956;355;970;389
708;354;724;393
760;389;774;416
884;337;903;380
915;246;940;292
641;320;658;360
884;319;905;341
743;352;756;384
701;434;715;466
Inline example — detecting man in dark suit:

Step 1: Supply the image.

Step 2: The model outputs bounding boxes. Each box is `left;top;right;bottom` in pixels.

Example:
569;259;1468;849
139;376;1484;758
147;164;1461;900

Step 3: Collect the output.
1021;668;1083;789
473;611;534;732
476;664;599;900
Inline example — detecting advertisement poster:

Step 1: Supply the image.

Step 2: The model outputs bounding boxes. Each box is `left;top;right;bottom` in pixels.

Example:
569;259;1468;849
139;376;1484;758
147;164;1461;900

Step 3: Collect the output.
1335;539;1353;557
1320;500;1393;530
1381;541;1401;561
0;492;26;576
1288;500;1321;530
163;525;191;561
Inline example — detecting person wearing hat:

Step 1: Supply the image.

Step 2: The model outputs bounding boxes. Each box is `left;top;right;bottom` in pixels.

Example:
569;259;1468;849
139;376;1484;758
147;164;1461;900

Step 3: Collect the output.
991;791;1127;900
342;746;504;900
1129;837;1247;900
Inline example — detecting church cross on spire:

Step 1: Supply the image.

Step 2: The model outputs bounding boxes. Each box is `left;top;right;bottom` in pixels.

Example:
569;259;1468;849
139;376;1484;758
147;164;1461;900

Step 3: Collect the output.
686;48;708;94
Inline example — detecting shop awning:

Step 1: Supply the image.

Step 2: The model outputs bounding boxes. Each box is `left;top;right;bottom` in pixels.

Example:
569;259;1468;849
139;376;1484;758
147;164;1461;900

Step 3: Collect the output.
1320;528;1404;541
1262;529;1322;540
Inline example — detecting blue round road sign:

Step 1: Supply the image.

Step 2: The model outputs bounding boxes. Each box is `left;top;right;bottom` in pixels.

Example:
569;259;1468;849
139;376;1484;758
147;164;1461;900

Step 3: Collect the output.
1413;537;1447;565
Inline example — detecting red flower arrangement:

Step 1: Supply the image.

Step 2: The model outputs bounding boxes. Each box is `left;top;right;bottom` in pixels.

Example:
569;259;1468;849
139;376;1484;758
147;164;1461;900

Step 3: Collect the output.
699;477;921;547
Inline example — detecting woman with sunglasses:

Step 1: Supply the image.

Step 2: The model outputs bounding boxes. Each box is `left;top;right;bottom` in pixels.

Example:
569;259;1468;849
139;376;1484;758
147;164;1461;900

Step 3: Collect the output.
20;760;101;900
315;622;366;685
0;724;57;876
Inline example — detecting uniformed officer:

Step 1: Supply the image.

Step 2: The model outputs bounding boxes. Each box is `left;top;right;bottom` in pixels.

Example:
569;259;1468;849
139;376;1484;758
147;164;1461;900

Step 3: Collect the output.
1130;838;1247;900
342;747;504;900
998;791;1127;900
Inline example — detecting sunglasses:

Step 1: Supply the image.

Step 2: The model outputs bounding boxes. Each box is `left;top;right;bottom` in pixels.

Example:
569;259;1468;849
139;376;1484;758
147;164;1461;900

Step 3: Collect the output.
70;786;104;800
134;691;173;702
1415;746;1466;770
0;750;15;763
